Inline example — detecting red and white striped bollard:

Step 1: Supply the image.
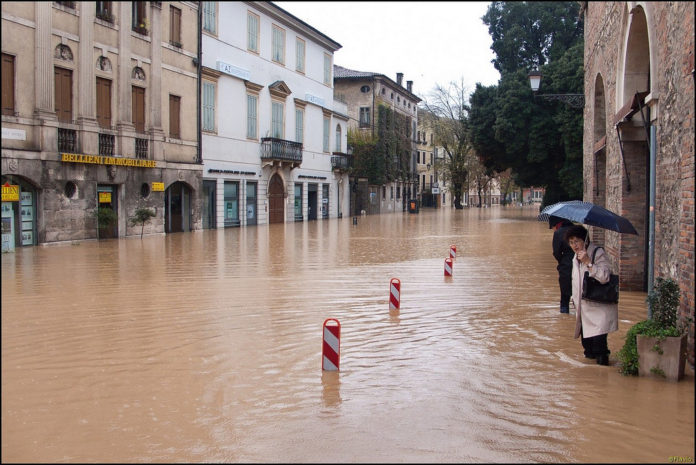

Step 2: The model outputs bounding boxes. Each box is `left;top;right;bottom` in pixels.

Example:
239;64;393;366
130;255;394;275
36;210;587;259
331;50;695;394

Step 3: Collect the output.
389;278;401;311
444;257;453;276
450;245;457;259
322;318;341;371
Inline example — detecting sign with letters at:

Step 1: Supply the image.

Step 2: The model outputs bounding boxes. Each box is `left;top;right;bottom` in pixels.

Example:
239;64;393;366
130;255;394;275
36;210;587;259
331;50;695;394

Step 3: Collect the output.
1;183;19;202
151;182;164;192
99;192;111;203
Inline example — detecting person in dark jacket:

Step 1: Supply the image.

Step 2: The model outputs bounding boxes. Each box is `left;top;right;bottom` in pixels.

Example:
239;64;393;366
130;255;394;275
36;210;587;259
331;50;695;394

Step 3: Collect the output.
549;215;574;313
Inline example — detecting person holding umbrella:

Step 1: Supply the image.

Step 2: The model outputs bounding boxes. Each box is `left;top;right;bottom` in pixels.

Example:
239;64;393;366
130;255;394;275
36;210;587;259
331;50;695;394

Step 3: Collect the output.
549;215;575;314
564;224;618;366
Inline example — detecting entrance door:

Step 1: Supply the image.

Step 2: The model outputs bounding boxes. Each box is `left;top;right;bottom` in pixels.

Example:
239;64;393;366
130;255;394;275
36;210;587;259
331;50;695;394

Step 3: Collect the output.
246;182;257;226
165;182;190;233
97;185;118;239
308;183;318;220
202;180;216;229
268;174;285;224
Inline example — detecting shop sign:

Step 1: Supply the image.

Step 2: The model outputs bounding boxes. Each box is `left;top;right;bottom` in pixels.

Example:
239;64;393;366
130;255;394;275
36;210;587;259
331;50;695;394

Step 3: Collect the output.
61;153;157;168
305;93;325;107
99;192;112;203
216;60;250;80
2;128;26;140
151;182;164;192
432;187;440;194
2;183;20;202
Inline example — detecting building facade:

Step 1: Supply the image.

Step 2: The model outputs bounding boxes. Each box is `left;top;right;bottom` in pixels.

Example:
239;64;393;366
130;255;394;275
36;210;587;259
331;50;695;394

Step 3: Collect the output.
199;1;348;227
582;2;694;364
1;1;202;249
333;65;420;216
415;109;442;208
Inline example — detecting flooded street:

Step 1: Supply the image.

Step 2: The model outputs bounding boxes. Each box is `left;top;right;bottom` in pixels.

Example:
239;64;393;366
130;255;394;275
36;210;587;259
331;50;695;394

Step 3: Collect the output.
2;206;694;463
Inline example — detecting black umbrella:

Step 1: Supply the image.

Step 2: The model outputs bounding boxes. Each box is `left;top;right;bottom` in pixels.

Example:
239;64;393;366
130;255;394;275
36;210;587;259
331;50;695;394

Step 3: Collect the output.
537;200;638;235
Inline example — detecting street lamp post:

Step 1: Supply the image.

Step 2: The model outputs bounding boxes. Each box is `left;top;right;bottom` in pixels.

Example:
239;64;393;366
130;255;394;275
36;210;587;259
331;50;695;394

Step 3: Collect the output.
528;70;584;108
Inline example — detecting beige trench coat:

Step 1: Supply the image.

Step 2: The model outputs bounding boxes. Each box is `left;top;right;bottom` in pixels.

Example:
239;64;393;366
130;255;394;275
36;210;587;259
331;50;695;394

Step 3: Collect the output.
570;244;619;339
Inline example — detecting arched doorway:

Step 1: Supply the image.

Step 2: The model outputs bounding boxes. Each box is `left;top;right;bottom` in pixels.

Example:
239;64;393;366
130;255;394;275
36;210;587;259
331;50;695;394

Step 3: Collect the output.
268;174;285;224
617;5;650;290
164;181;191;233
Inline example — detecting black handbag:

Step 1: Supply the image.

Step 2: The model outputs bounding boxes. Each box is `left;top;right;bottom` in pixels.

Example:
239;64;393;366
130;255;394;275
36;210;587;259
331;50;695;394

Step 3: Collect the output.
581;247;619;304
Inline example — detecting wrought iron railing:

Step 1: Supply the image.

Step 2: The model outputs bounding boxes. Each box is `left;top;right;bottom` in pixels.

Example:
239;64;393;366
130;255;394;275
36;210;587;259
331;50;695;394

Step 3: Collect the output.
331;153;352;171
57;128;77;152
99;133;115;156
260;137;302;164
135;138;148;159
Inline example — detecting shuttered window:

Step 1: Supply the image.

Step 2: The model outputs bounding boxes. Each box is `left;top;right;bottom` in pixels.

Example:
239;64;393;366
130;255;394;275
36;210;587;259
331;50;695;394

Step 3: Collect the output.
247;12;259;53
54;67;72;123
272;25;284;64
246;94;257;139
323;53;331;86
335;124;341;153
295;109;303;144
96;77;111;128
2;53;15;116
202;81;215;132
323;116;330;152
271;102;283;138
170;6;181;45
132;86;145;133
202;2;216;34
295;38;305;73
169;94;181;139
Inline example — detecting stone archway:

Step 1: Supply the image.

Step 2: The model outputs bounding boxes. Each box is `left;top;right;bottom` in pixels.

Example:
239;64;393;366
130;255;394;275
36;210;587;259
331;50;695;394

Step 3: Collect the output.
268;174;285;224
616;5;650;290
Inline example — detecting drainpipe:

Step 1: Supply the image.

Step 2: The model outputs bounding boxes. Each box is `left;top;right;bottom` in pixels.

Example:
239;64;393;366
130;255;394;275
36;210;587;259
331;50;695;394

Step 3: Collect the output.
196;4;202;164
647;124;656;318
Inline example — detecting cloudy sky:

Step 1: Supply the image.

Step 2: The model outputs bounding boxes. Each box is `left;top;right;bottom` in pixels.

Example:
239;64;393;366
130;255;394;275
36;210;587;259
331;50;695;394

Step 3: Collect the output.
273;1;500;101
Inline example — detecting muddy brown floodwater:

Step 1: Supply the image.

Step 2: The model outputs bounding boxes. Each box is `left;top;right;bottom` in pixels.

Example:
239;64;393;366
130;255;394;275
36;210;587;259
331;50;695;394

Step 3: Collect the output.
2;206;694;463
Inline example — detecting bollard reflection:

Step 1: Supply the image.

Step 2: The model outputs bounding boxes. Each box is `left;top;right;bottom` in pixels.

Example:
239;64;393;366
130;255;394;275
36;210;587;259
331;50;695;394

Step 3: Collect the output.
321;371;342;407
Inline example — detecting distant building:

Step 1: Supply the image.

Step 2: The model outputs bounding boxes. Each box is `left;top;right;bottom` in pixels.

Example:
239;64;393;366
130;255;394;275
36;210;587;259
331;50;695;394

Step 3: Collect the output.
333;65;421;215
581;2;694;364
416;110;445;208
200;2;348;226
1;1;202;247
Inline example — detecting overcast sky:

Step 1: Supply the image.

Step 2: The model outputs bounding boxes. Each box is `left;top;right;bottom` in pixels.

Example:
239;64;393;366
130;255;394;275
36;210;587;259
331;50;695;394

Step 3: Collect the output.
273;1;500;101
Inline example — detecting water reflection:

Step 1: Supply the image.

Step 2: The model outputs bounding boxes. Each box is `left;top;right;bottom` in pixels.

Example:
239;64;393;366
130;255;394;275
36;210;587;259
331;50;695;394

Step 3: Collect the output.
2;206;693;463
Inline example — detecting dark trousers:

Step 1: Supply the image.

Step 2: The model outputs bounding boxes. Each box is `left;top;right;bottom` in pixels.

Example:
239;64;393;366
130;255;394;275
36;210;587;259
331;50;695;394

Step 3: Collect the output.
558;273;571;308
580;327;609;357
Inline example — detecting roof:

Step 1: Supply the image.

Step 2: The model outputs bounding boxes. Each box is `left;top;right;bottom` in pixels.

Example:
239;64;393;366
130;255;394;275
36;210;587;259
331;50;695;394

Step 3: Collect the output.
333;65;422;103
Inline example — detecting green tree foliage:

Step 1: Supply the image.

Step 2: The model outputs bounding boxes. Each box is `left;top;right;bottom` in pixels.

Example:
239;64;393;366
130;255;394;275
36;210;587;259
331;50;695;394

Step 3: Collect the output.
129;206;156;239
347;129;381;184
470;1;584;207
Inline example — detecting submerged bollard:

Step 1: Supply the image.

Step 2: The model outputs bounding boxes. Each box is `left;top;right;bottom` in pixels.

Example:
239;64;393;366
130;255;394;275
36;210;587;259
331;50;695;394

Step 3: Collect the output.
322;318;341;371
450;245;457;259
444;257;453;276
389;278;401;311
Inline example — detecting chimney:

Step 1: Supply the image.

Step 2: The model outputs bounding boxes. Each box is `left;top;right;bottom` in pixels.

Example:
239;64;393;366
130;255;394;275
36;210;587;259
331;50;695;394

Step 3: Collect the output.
407;80;413;93
396;72;403;86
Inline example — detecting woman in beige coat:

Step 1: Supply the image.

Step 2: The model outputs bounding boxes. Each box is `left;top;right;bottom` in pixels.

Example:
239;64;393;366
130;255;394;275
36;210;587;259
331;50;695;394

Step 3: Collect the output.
565;224;618;366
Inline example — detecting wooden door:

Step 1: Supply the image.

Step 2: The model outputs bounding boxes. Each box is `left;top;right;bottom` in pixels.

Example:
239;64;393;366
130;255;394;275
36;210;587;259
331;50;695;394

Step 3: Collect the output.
268;175;285;224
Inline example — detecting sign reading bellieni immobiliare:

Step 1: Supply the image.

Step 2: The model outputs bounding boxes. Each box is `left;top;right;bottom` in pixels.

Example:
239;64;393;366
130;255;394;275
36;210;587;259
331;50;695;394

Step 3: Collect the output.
61;153;157;168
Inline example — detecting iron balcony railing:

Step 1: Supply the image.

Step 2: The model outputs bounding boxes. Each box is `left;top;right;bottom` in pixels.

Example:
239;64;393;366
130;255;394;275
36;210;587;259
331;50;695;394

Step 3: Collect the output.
135;138;149;159
57;128;77;152
99;133;115;156
331;152;352;171
260;137;302;165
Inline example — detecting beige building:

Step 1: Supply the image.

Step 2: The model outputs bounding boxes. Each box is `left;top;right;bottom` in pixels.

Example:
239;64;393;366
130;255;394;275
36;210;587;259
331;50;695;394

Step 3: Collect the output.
333;65;420;215
1;1;202;249
416;109;450;208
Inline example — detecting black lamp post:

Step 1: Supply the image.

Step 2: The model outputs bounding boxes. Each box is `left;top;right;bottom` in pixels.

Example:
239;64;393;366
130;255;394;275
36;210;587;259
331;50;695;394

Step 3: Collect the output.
528;70;584;108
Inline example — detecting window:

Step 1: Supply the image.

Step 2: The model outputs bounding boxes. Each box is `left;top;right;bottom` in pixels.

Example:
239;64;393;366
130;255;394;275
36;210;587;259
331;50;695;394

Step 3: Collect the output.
132;86;145;133
202;81;215;132
169;94;180;138
359;107;370;128
296;38;305;73
224;181;239;227
322;116;330;152
294;183;303;221
360;85;370;93
96;1;114;22
295;108;304;143
170;6;182;46
132;1;147;34
382;186;386;199
272;25;285;64
323;53;332;85
2;53;15;116
96;77;111;128
335;124;341;152
247;12;259;53
246;94;257;139
54;67;72;123
271;101;284;138
381;88;385;95
202;2;216;34
390;186;394;199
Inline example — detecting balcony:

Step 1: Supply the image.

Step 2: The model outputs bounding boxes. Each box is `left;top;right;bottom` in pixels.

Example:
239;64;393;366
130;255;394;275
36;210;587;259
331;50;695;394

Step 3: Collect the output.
260;137;302;169
99;133;115;156
331;152;352;172
57;128;77;153
135;138;149;159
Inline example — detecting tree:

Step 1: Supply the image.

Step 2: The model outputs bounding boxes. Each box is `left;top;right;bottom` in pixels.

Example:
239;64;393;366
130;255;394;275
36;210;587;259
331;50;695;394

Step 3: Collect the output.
470;1;584;208
421;79;475;209
129;206;156;239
